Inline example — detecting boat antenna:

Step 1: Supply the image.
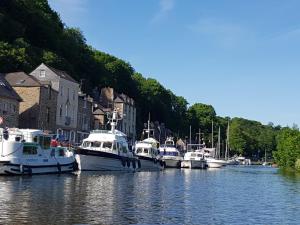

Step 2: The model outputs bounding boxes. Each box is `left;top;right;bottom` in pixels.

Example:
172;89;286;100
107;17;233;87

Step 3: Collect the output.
107;108;122;134
147;112;151;139
211;120;214;149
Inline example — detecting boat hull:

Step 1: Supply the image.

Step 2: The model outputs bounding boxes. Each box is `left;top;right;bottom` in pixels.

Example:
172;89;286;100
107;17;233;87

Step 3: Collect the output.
136;156;163;171
181;160;207;169
206;159;227;168
163;159;181;168
0;161;75;175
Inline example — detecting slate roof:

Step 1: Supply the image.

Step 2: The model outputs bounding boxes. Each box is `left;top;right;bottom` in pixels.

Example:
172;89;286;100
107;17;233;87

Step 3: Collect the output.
5;72;42;87
0;73;22;101
47;65;78;83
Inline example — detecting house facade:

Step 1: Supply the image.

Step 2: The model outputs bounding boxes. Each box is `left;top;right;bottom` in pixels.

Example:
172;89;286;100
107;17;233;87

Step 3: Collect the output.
30;63;79;142
0;73;21;128
5;72;57;132
76;92;93;144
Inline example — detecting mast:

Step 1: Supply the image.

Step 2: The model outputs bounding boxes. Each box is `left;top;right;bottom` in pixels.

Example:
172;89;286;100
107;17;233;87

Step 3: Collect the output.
218;126;221;159
211;121;214;149
225;120;230;160
110;109;118;134
189;125;192;145
147;112;151;139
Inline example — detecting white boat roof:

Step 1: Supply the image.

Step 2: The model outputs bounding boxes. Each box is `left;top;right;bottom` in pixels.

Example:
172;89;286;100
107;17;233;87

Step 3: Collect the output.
84;129;127;142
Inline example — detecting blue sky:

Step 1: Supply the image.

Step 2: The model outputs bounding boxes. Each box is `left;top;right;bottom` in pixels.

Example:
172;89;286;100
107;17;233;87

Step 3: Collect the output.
48;0;300;127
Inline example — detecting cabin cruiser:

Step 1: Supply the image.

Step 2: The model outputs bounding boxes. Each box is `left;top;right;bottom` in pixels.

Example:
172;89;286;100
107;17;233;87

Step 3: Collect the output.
202;147;227;168
75;109;138;171
134;119;163;171
0;128;75;175
134;137;163;171
181;144;207;169
159;137;183;168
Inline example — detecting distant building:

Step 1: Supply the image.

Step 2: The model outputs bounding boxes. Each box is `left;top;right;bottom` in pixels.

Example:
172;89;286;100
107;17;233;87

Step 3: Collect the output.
96;87;136;144
76;92;93;144
114;94;136;145
0;73;21;128
30;63;79;142
93;103;111;130
5;72;57;132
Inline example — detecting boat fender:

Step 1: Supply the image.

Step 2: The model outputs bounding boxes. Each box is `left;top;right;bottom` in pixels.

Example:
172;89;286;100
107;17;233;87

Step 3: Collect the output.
159;160;164;167
20;164;23;174
57;163;61;173
73;161;79;171
127;159;130;168
138;160;141;168
121;158;126;167
132;160;136;169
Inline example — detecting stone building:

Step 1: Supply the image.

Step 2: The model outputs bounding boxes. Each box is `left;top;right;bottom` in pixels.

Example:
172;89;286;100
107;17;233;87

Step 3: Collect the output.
76;92;93;144
5;72;57;132
96;87;136;144
30;63;79;142
0;73;21;128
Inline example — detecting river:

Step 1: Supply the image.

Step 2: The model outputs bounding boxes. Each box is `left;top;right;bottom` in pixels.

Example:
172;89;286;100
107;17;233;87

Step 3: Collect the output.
0;166;299;224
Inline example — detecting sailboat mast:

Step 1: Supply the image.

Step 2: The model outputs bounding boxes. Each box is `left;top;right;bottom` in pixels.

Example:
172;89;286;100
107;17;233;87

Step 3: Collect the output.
147;113;150;139
189;125;192;145
218;126;221;159
211;121;214;149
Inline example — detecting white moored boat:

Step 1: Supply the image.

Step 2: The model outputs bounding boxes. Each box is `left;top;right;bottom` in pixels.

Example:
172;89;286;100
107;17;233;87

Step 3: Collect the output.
159;137;183;168
202;148;227;168
181;144;207;169
75;109;138;171
134;138;163;171
0;128;75;175
134;118;163;171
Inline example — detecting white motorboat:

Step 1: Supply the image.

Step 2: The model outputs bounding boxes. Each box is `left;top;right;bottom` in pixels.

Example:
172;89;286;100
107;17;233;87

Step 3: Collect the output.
134;138;163;171
202;147;227;168
0;128;75;175
75;109;138;171
159;137;183;168
181;144;207;169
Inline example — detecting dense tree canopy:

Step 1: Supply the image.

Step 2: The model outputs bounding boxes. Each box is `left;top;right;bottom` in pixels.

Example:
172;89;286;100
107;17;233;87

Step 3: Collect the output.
0;0;297;167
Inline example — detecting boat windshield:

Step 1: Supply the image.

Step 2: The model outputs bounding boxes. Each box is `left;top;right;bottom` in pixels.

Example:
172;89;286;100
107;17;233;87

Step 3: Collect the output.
103;142;112;149
136;148;143;154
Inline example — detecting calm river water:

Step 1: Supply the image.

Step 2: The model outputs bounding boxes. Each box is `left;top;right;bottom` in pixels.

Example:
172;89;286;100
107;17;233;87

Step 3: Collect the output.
0;166;300;224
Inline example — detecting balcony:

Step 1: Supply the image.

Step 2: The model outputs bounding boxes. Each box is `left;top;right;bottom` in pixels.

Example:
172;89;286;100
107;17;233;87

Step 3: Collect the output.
65;116;71;126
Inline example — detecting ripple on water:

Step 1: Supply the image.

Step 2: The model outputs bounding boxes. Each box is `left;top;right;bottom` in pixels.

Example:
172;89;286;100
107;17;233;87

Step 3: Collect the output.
0;167;299;224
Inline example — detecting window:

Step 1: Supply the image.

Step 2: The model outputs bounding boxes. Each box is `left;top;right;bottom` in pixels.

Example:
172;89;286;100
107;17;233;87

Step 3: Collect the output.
91;141;101;147
40;70;46;78
59;105;62;117
83;99;87;108
46;107;50;123
38;136;51;149
73;90;75;100
103;142;112;149
143;148;149;154
65;104;69;116
82;141;91;147
23;145;38;155
48;88;52;99
136;148;143;154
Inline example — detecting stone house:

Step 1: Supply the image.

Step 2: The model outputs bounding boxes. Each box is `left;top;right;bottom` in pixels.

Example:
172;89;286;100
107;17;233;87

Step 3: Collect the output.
30;63;79;142
5;72;57;132
97;87;136;145
0;73;21;128
76;92;93;144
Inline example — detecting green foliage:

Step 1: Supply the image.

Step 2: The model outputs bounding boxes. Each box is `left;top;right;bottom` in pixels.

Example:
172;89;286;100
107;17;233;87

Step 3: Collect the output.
274;127;300;169
0;0;295;166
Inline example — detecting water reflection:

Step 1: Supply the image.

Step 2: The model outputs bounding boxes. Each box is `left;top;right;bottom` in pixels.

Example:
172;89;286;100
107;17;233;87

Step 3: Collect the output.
0;167;300;224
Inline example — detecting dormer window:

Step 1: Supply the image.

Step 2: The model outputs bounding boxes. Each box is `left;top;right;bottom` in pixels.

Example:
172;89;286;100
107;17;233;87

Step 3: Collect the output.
40;70;46;78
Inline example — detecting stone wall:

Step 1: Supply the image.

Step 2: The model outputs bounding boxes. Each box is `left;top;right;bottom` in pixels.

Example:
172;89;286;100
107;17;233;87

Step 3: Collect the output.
0;97;19;128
